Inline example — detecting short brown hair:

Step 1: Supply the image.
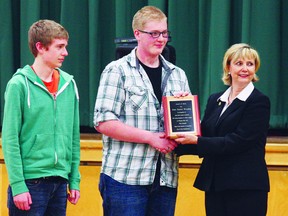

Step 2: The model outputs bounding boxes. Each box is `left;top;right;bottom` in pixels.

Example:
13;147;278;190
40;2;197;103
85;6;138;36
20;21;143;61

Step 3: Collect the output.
132;6;167;31
222;43;260;86
28;20;69;57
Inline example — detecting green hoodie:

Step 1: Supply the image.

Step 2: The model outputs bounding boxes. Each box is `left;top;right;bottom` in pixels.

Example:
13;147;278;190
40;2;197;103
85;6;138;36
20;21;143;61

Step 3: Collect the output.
2;65;81;196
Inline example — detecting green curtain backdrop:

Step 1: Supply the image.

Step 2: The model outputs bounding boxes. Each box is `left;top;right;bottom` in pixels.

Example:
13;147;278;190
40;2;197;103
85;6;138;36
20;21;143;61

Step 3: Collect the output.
0;0;287;131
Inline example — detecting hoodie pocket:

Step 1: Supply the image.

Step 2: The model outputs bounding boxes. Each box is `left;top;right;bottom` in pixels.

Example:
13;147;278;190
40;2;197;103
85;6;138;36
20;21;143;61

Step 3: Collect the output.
23;134;55;168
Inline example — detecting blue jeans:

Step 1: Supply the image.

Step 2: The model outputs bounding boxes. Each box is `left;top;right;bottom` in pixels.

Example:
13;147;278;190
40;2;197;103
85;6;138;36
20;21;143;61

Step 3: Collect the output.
8;177;68;216
99;173;177;216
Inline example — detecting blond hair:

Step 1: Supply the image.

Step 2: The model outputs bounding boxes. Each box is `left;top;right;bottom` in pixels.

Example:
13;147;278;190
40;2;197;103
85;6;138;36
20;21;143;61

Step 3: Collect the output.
222;43;260;85
132;6;167;31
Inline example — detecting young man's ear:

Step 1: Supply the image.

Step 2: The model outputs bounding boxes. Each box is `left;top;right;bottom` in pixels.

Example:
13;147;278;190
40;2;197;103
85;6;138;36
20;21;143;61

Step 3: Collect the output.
35;42;46;54
134;29;140;40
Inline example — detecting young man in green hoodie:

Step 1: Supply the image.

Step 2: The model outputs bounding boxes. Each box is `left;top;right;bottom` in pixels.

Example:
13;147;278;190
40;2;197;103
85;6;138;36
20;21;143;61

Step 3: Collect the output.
2;19;81;215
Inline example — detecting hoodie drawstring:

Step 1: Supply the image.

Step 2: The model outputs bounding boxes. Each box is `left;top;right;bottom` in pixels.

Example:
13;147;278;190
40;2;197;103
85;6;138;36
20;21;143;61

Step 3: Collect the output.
25;77;31;108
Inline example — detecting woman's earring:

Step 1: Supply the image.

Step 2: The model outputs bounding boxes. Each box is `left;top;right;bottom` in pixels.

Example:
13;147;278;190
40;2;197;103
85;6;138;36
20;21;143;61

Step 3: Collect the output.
228;72;231;75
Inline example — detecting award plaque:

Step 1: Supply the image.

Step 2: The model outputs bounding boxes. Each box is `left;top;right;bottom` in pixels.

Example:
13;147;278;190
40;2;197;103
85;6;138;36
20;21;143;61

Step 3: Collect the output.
163;95;201;139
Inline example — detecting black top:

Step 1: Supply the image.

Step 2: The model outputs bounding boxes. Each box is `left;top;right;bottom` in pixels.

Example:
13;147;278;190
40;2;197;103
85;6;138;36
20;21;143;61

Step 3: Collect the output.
139;60;162;104
176;88;271;192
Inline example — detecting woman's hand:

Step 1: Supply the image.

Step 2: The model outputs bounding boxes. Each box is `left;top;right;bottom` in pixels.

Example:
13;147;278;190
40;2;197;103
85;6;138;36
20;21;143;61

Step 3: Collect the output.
173;91;190;98
175;134;198;144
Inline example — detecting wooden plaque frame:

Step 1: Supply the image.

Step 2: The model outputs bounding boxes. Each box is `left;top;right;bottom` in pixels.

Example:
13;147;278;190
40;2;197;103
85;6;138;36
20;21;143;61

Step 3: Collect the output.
163;95;201;139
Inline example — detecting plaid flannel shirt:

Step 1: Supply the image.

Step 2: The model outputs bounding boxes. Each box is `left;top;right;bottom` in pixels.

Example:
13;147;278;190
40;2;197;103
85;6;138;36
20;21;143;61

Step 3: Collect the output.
94;48;191;188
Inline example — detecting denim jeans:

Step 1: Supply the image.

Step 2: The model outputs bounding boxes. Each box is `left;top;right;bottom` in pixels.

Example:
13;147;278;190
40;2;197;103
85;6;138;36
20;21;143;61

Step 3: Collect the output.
7;177;68;216
99;171;178;216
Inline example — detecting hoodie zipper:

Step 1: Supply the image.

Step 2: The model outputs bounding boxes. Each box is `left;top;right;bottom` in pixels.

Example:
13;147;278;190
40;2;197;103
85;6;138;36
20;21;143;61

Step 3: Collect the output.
33;81;72;166
34;82;58;165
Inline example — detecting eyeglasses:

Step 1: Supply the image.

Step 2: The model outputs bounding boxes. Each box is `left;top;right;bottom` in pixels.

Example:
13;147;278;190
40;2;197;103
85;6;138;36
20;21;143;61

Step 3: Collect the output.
138;29;170;38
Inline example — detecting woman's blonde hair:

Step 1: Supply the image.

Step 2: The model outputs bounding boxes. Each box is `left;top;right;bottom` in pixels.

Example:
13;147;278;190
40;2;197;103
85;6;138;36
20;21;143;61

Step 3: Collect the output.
222;43;260;85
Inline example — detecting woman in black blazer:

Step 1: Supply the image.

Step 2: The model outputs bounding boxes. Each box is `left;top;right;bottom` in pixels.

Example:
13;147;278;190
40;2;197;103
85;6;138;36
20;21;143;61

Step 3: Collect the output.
175;43;270;216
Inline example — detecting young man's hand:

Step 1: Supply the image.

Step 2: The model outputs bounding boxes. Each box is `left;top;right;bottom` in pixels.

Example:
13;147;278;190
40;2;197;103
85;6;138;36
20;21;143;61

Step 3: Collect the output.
68;189;80;205
13;192;32;210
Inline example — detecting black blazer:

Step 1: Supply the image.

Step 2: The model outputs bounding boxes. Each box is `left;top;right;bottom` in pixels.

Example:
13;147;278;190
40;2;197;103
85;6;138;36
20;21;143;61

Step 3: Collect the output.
176;88;270;192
